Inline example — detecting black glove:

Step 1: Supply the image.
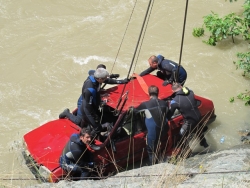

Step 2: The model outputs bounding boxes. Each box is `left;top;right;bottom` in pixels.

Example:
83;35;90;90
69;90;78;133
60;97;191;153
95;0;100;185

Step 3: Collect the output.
116;78;130;84
91;125;102;137
110;74;120;79
122;78;130;84
162;80;171;86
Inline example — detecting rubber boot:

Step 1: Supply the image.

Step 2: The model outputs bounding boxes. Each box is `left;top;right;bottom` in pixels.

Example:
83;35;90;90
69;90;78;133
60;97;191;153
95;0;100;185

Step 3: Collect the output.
89;144;101;151
200;137;209;148
59;108;70;119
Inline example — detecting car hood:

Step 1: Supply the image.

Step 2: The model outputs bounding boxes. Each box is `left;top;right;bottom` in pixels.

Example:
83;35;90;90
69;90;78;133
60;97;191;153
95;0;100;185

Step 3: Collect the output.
23;119;80;171
103;74;173;111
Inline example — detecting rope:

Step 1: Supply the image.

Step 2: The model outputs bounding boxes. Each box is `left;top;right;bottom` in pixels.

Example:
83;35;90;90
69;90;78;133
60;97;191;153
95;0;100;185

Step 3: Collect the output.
115;0;154;111
126;0;153;79
132;0;155;74
110;0;138;74
176;0;189;83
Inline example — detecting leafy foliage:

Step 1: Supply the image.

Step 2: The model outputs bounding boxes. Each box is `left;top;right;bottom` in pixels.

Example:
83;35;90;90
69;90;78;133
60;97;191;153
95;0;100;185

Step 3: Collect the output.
234;52;250;77
192;0;250;106
243;1;250;25
192;1;250;45
229;97;235;102
194;12;248;45
237;90;250;105
233;53;250;105
192;28;204;37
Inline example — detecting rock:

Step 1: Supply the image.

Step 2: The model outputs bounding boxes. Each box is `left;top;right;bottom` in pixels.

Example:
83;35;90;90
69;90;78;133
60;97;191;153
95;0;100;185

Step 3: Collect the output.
239;129;250;144
28;145;250;188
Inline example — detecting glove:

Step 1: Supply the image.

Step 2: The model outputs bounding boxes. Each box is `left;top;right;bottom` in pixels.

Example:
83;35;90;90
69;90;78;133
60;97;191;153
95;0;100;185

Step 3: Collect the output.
116;78;130;84
122;78;130;84
91;125;102;136
162;80;171;86
110;74;120;79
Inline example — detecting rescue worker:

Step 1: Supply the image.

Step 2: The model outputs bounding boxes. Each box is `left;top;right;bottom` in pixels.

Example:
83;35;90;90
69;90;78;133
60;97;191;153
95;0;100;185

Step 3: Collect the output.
59;95;83;125
140;55;187;86
59;128;95;180
131;85;169;165
59;64;128;126
167;83;208;156
80;68;109;135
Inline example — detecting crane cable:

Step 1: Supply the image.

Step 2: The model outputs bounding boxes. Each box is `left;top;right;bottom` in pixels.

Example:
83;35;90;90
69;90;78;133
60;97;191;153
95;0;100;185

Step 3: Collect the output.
115;0;154;112
126;0;153;79
109;0;138;74
176;0;189;83
132;0;154;74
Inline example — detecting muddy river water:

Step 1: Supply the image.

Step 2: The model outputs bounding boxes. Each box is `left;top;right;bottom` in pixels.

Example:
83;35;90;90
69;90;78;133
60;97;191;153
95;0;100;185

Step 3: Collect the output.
0;0;249;186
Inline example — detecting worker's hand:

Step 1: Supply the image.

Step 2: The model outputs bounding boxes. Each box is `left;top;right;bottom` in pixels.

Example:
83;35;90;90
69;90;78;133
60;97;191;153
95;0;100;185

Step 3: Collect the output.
91;125;102;137
110;74;120;79
115;78;130;84
122;78;130;84
162;80;171;86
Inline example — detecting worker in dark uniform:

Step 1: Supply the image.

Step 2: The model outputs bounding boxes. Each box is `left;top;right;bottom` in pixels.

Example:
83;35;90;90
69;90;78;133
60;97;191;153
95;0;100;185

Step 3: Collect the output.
59;64;128;126
167;83;208;155
59;128;95;180
132;85;169;165
80;68;109;135
140;55;187;86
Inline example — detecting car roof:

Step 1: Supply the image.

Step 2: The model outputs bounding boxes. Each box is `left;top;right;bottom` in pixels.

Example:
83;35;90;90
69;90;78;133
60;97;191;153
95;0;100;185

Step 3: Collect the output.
102;74;173;111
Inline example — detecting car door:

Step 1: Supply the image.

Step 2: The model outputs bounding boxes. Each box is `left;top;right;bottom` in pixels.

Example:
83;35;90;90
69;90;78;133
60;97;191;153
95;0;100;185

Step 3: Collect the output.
106;111;147;172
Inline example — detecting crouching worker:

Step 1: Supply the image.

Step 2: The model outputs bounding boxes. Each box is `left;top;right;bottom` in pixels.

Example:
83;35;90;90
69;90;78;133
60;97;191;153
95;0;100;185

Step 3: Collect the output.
59;128;95;180
167;83;208;157
131;85;169;165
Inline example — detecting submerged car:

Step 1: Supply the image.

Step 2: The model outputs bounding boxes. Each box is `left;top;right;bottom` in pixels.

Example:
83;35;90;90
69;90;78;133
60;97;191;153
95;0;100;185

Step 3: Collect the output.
23;74;216;182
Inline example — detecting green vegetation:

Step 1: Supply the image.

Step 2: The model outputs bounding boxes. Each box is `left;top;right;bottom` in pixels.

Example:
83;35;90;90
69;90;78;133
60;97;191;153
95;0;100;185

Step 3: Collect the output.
234;52;250;77
193;0;250;106
237;90;250;105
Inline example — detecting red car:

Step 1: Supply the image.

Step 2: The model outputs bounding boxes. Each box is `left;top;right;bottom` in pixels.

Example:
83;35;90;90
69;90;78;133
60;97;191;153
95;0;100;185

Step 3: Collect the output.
23;74;216;182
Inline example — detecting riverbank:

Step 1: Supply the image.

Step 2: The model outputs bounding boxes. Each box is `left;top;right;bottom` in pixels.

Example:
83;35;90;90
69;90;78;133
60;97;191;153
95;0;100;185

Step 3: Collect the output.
29;144;250;188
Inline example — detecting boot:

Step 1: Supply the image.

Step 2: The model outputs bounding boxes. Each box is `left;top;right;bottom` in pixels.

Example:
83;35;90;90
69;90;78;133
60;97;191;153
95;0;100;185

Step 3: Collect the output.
89;144;101;151
200;137;209;148
59;108;70;119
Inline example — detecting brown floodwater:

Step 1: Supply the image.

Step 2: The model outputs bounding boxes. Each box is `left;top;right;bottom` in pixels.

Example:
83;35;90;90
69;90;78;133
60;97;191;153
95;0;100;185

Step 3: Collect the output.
0;0;249;186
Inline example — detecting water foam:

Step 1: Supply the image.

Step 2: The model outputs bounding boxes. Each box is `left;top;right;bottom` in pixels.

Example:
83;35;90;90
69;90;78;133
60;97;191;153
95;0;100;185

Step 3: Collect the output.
72;55;114;65
80;16;104;23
